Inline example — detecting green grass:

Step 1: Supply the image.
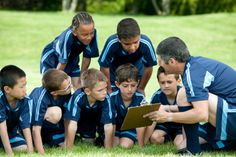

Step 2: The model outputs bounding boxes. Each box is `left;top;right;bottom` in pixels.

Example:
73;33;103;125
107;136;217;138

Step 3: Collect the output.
0;11;236;156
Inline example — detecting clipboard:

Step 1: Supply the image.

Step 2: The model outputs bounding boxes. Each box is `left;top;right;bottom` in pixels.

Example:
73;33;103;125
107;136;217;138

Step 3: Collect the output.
120;103;160;130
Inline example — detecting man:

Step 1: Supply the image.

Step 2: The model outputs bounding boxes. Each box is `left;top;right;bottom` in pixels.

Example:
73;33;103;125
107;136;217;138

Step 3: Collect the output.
144;36;236;155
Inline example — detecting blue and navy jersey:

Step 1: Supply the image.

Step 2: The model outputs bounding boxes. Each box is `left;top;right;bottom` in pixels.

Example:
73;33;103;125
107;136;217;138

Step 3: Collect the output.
40;27;99;72
182;56;236;104
30;86;71;126
150;86;181;105
98;34;157;69
64;89;113;125
110;90;146;130
0;90;32;132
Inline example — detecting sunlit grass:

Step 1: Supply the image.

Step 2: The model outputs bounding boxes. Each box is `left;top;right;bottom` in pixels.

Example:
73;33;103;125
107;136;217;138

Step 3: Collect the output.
0;11;236;156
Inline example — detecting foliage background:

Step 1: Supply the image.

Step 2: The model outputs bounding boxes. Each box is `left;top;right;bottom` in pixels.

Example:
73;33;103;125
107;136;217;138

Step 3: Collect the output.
0;0;236;15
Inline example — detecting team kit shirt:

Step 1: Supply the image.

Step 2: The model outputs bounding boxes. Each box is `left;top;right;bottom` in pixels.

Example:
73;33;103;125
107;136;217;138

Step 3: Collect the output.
0;90;32;146
98;34;157;86
182;56;236;140
150;86;182;136
110;90;146;131
30;86;71;126
64;89;113;138
40;27;99;76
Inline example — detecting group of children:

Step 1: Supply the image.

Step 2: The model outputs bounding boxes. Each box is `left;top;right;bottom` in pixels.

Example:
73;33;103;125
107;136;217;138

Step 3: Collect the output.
2;11;236;156
0;63;182;155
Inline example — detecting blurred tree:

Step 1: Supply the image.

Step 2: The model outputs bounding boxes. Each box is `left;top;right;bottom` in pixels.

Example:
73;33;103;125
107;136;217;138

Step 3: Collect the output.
62;0;87;12
151;0;170;15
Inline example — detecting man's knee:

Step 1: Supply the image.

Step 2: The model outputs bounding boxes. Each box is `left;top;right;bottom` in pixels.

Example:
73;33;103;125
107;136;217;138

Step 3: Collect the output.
44;106;62;124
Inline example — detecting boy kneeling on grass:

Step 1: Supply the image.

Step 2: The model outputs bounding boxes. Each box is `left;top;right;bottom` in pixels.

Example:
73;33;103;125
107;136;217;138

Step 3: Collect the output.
111;63;146;148
64;68;114;149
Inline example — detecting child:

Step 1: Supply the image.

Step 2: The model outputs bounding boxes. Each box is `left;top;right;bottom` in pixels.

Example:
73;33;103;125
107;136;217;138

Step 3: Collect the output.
0;65;33;155
144;66;183;149
40;11;99;89
30;69;72;154
111;63;146;148
64;68;114;149
98;18;157;95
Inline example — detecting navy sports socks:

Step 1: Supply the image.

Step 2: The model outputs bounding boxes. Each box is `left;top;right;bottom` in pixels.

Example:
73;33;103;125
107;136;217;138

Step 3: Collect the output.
178;106;202;155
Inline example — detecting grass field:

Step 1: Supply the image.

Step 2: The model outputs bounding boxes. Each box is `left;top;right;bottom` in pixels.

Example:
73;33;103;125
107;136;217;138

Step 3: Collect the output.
0;11;236;156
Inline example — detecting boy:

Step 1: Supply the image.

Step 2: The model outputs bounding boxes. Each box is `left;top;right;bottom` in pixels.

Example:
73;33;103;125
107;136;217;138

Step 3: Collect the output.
144;36;236;155
64;68;114;149
111;63;146;148
30;69;72;155
40;11;99;89
144;66;183;149
0;65;33;155
98;18;157;94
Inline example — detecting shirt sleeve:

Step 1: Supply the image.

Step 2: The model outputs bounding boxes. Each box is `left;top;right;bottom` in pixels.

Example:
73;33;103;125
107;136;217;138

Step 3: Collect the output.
30;89;48;126
19;99;31;129
83;29;99;58
0;102;6;123
98;35;117;68
64;92;81;122
140;35;157;67
101;95;114;124
55;29;74;64
183;63;209;102
150;90;161;104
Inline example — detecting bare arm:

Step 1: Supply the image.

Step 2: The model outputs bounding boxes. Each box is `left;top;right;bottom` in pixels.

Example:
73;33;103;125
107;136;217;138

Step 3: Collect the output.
100;67;112;94
32;125;45;155
138;67;153;95
136;127;145;147
56;63;66;71
144;122;156;144
64;120;77;149
81;57;91;74
0;121;13;155
22;128;34;153
104;123;113;148
144;101;208;124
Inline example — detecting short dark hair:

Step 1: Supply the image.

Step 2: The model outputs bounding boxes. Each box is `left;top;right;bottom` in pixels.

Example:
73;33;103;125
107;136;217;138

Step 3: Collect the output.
157;66;179;81
156;36;190;64
0;65;26;90
117;18;140;40
115;63;139;83
72;11;94;30
81;68;107;90
42;69;68;92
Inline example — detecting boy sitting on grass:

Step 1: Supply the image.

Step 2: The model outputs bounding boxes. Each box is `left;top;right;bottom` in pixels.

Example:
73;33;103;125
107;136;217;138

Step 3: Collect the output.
0;65;33;155
64;68;114;149
144;66;183;149
111;63;146;148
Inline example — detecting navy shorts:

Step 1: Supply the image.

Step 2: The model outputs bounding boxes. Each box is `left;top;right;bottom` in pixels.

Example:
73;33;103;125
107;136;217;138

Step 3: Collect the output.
41;120;65;146
198;122;236;150
0;130;26;148
215;97;236;140
115;129;137;143
154;122;182;141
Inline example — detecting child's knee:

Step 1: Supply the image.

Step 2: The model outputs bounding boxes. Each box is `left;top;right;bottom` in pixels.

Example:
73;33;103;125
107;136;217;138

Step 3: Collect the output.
150;133;164;144
44;106;62;124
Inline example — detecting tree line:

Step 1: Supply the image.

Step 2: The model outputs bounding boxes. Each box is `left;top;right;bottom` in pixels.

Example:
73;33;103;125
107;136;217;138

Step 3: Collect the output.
0;0;235;15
